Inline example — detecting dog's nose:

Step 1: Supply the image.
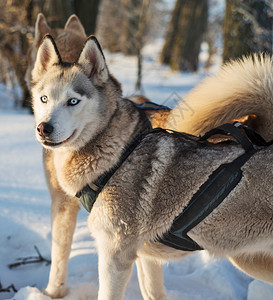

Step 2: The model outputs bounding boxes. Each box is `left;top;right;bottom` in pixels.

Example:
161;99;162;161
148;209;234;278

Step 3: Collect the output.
37;122;54;137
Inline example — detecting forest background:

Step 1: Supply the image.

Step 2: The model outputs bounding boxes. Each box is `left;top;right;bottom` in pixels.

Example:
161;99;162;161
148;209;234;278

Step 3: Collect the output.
0;0;272;110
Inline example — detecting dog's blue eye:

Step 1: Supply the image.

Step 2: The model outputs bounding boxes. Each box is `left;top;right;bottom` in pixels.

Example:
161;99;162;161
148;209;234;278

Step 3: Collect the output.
67;98;80;106
41;96;48;103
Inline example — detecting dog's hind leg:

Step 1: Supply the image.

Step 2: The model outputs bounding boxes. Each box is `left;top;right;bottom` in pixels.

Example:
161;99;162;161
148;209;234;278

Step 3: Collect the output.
229;253;273;284
136;255;166;300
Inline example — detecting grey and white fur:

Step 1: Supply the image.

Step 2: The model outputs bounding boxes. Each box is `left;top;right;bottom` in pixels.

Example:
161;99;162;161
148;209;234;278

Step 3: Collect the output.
30;34;273;300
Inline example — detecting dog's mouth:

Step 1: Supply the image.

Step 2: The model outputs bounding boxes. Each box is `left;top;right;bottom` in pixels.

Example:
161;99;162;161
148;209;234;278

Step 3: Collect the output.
42;130;76;147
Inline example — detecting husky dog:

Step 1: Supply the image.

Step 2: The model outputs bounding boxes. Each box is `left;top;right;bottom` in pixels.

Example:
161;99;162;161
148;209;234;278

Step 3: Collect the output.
166;54;273;141
31;34;273;299
26;13;170;129
25;13;87;89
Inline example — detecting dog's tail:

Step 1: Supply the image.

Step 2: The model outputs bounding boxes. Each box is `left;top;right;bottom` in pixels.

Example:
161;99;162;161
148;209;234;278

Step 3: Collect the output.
166;54;273;141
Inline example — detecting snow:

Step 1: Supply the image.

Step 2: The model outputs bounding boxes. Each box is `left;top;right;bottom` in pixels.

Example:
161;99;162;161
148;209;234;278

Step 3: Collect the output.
106;38;210;108
1;41;273;300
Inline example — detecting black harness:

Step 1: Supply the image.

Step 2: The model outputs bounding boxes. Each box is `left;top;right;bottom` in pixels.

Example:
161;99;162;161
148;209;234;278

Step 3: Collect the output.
75;102;272;252
134;101;170;111
158;122;272;251
75;101;166;211
75;127;150;212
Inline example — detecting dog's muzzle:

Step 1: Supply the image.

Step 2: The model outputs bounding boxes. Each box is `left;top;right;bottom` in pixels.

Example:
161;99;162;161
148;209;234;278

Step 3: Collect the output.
37;122;54;138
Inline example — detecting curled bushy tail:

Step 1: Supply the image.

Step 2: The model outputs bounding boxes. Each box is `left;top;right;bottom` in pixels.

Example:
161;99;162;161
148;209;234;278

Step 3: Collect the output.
166;54;273;141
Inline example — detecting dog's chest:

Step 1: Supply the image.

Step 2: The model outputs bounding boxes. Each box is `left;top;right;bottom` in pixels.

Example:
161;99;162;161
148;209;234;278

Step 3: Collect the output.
53;151;90;196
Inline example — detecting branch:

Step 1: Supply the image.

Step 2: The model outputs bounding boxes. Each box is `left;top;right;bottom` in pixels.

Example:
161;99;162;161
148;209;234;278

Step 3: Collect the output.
0;281;17;293
8;245;51;269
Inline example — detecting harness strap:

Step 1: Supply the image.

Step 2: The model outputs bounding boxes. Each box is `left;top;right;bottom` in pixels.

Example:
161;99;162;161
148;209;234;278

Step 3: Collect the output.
76;107;152;212
158;148;256;251
235;122;273;147
158;122;272;251
200;123;254;151
134;101;170;111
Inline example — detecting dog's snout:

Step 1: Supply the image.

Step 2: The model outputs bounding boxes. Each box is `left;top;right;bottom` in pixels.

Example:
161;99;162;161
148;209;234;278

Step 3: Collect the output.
37;122;54;137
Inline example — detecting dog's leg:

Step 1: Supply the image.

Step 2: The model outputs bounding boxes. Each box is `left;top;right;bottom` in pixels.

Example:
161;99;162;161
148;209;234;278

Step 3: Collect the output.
43;150;80;298
45;194;80;298
95;233;139;300
229;253;273;284
136;255;166;300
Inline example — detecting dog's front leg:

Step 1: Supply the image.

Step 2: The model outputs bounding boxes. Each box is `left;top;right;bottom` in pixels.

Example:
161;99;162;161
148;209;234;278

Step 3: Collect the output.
45;194;80;298
136;255;166;300
43;150;80;298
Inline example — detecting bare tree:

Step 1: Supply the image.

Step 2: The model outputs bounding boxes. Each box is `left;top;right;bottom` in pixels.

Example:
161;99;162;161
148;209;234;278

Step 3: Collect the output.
134;0;150;91
0;0;102;109
97;0;144;55
43;0;72;27
44;0;101;34
96;0;122;52
73;0;101;35
0;0;34;108
160;0;208;72
223;0;272;61
97;0;159;91
204;0;224;69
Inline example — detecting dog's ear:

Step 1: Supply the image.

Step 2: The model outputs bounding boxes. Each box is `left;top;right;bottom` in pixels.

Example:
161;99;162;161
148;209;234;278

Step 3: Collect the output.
64;14;86;37
32;35;61;80
77;36;108;86
34;13;51;47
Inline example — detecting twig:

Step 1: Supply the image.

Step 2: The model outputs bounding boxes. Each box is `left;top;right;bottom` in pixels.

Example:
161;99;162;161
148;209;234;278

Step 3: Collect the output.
8;245;51;269
0;281;17;293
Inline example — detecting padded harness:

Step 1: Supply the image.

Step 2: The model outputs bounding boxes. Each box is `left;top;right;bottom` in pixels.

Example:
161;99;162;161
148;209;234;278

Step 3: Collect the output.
158;122;273;251
75;101;272;252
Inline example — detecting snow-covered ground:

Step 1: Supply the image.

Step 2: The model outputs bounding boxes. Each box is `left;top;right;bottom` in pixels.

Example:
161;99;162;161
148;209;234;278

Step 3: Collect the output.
1;42;273;300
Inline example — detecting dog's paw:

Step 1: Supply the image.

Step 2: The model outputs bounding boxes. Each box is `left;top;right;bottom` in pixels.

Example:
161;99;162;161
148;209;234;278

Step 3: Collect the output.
43;283;67;299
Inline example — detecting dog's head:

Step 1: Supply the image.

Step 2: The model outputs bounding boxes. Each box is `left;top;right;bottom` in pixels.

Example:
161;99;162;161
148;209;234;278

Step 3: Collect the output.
25;13;87;89
31;35;122;151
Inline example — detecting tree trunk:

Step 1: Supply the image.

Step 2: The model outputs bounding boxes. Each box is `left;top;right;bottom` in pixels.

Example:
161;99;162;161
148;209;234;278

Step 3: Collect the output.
73;0;101;35
160;0;208;72
120;0;142;55
135;0;149;91
44;0;73;27
223;0;272;62
96;0;122;52
97;0;148;55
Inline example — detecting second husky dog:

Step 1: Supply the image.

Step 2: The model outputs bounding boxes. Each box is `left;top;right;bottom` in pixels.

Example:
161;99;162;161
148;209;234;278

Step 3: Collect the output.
26;13;170;129
25;13;87;89
31;34;273;299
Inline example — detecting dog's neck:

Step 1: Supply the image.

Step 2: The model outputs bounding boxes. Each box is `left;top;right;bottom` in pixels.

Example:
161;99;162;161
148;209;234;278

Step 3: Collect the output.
53;99;149;196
